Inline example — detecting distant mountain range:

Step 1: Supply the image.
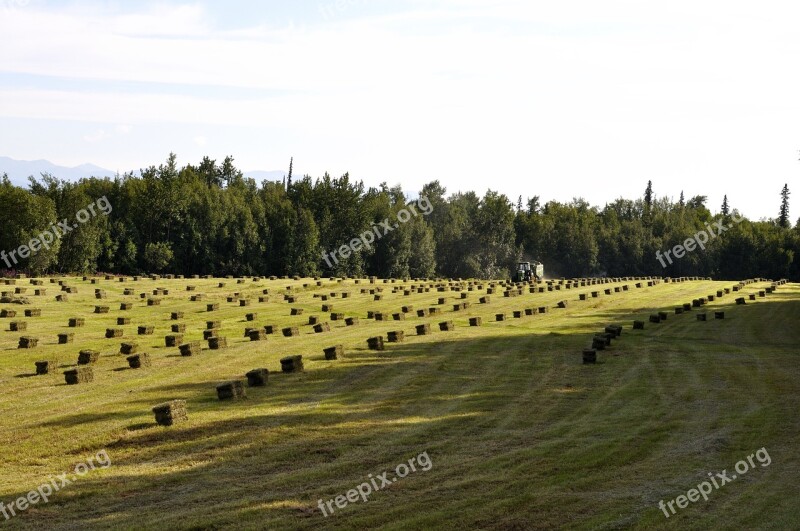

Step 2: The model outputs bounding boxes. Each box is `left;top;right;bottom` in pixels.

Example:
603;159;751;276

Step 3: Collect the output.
0;156;286;187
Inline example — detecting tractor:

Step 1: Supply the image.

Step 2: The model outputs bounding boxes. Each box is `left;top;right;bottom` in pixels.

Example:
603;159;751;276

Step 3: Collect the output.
514;261;544;282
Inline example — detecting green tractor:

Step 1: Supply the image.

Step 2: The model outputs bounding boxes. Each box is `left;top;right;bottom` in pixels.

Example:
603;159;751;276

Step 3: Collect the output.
514;261;544;282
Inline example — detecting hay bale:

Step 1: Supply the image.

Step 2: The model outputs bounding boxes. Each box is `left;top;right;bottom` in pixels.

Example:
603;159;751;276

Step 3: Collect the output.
216;380;247;400
736;297;746;305
239;299;251;307
55;294;68;302
633;320;645;330
290;308;304;316
171;312;184;320
17;335;38;348
24;308;41;317
469;316;482;326
591;337;606;350
367;336;385;350
116;317;131;325
127;353;151;369
120;342;138;355
324;345;343;360
579;293;588;301
439;320;455;331
387;330;405;342
330;312;344;321
479;296;491;304
246;328;266;341
313;322;331;333
170;323;186;333
207;303;219;311
714;311;725;319
393;312;407;320
280;355;304;373
416;309;430;317
190;294;205;301
263;325;275;334
375;312;388;321
9;321;26;331
373;294;383;301
538;307;548;314
345;317;359;326
208;336;228;349
165;334;183;347
402;305;415;313
557;300;568;309
119;301;133;310
78;349;100;364
648;314;661;324
513;310;523;318
246;368;269;386
582;349;597;364
147;298;161;306
525;308;537;316
416;323;431;335
138;325;154;335
244;312;258;322
58;332;74;344
674;307;684;314
605;325;622;337
321;304;334;312
152;400;188;426
683;303;692;311
697;313;707;321
749;294;757;301
179;341;201;356
64;367;93;385
658;311;668;321
35;360;58;375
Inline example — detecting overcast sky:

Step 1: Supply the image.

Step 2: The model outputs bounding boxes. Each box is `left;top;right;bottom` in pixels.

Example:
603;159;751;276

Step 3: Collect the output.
1;0;798;220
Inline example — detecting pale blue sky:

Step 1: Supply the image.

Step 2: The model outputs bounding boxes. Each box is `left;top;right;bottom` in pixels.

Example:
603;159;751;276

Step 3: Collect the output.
1;0;799;219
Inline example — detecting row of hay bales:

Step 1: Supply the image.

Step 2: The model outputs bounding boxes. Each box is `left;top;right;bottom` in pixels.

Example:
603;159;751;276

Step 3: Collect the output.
593;278;788;363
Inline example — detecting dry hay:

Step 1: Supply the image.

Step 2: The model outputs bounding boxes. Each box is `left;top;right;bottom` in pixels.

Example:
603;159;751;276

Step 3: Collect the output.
105;328;124;338
513;310;523;318
164;334;183;347
591;336;607;350
658;311;668;321
290;308;304;316
127;353;151;369
245;312;257;321
557;301;568;309
171;311;184;320
633;320;645;330
416;309;430;317
263;324;276;334
367;336;385;350
604;325;622;337
416;323;432;335
18;336;38;348
94;306;110;314
58;332;74;344
648;314;661;324
147;298;162;306
331;312;345;321
736;297;746;305
35;359;58;375
117;317;131;325
246;368;269;386
697;313;707;321
249;329;268;341
345;317;359;326
64;366;93;385
120;342;138;355
469;317;482;326
387;330;405;342
496;313;507;321
207;303;220;312
208;336;228;349
323;345;343;360
138;325;155;335
714;311;725;319
583;349;597;364
152;400;188;426
439;320;455;331
170;323;186;333
179;341;201;356
313;322;331;333
280;355;304;373
525;308;537;316
24;308;41;317
78;349;100;364
239;299;251;307
9;321;26;331
393;312;407;320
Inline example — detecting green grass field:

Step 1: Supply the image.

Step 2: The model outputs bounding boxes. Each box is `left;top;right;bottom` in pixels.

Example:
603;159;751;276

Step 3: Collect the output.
0;275;798;530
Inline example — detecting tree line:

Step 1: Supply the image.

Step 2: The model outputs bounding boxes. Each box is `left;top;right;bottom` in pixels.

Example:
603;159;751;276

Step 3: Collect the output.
1;154;798;280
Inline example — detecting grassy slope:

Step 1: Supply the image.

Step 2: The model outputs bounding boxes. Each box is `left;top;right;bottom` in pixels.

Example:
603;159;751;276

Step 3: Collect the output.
0;277;798;530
